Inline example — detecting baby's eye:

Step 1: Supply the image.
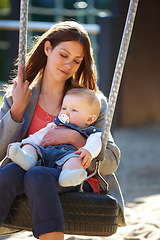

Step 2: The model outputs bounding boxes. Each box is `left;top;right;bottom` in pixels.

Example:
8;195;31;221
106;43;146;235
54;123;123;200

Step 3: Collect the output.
72;109;77;112
62;107;67;110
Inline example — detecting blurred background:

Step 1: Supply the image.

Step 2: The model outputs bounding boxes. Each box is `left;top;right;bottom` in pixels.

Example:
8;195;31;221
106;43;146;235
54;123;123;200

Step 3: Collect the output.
0;2;160;239
0;0;160;129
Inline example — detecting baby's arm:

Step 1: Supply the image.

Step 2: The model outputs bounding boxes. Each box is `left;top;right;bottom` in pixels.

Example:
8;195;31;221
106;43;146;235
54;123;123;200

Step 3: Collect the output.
75;132;102;168
21;122;56;145
82;132;102;158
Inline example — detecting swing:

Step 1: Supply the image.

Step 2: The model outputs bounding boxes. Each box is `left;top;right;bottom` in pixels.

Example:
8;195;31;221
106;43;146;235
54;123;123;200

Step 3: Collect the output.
1;0;139;237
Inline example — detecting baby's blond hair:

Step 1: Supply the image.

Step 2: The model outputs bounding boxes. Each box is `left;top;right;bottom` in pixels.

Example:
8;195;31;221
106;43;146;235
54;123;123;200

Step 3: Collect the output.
66;88;101;119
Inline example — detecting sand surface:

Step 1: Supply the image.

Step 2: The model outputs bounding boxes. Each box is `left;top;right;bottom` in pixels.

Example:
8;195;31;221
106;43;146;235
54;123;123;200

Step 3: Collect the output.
0;124;160;240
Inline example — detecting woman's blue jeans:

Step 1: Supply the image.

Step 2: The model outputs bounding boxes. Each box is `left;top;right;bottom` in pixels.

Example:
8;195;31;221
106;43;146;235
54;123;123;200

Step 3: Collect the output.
0;162;92;238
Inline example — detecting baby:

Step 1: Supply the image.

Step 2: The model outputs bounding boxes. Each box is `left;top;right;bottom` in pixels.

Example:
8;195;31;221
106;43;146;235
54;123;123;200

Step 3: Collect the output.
8;88;102;187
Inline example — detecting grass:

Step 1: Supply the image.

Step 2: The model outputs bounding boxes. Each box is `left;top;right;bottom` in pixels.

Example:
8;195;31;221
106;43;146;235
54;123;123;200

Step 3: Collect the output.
0;95;3;106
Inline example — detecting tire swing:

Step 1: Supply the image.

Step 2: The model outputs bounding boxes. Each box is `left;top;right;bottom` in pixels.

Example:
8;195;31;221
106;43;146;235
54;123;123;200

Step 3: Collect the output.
2;0;139;237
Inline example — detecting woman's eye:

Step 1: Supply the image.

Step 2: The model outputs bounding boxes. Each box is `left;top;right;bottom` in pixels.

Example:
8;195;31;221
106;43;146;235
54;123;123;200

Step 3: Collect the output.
74;60;80;64
60;53;67;58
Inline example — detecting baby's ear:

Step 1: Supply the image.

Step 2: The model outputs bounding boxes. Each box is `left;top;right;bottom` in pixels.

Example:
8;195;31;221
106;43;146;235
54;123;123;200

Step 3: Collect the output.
86;115;97;125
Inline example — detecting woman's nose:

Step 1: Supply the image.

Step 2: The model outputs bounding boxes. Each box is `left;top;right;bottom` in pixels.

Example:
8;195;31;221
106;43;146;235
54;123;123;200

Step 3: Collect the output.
64;61;72;69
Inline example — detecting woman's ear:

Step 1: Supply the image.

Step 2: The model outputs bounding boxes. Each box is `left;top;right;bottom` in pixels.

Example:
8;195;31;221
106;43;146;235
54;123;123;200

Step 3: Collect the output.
44;41;52;56
86;115;97;125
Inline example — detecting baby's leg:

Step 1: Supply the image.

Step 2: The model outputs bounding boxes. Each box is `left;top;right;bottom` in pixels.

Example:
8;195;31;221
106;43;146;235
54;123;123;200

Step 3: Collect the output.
58;157;87;187
8;143;38;171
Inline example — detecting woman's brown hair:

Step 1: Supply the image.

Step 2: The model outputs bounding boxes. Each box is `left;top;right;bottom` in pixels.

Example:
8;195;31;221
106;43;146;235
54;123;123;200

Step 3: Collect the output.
25;21;98;92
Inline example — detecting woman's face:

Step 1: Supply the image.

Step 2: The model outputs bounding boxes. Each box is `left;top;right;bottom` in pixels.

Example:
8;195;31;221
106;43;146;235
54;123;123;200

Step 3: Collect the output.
44;40;84;83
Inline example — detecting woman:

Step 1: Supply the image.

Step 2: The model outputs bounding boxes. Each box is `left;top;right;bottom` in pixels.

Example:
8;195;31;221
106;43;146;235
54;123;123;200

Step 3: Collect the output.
0;21;125;239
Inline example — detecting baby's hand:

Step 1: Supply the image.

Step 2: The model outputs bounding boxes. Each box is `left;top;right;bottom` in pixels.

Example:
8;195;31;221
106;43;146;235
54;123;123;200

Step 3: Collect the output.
75;148;92;169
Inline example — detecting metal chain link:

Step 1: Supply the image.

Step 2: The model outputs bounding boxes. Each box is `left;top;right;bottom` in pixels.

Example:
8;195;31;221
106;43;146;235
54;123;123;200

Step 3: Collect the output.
18;0;29;81
98;0;139;161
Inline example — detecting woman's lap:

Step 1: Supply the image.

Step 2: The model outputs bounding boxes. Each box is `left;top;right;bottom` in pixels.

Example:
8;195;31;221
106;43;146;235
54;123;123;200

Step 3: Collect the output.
0;162;25;224
23;166;64;238
0;163;93;238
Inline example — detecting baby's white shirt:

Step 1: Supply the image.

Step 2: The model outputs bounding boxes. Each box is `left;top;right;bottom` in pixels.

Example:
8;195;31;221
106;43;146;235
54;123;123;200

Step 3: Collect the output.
21;122;102;159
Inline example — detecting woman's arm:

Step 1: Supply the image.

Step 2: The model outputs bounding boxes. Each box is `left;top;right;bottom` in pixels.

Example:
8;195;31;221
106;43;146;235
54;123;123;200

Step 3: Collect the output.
40;126;86;149
22;122;55;145
0;94;24;161
0;66;32;161
11;65;32;122
89;92;121;176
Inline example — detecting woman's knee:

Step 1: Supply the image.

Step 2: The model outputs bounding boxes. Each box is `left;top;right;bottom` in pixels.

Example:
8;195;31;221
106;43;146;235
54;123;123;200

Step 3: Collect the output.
0;162;25;186
0;162;25;194
24;166;60;194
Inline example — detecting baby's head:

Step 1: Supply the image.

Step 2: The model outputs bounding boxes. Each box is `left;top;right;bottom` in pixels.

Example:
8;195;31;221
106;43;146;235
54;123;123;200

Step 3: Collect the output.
59;87;101;128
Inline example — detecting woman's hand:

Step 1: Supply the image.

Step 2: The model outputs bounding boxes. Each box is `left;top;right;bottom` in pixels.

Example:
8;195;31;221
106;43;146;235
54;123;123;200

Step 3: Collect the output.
40;126;86;149
11;65;32;122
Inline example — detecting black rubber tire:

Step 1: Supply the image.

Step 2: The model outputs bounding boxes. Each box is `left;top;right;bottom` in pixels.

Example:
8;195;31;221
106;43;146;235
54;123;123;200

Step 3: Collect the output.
3;192;119;237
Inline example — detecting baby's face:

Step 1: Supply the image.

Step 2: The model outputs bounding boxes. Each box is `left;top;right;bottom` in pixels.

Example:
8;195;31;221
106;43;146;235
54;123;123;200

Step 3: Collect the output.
59;94;91;129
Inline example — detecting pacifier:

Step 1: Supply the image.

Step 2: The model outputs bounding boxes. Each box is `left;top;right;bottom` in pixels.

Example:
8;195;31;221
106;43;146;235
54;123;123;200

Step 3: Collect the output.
58;114;70;124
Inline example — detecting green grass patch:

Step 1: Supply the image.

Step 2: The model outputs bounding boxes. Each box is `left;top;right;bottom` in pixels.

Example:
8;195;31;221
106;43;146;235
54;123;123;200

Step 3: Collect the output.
0;95;3;106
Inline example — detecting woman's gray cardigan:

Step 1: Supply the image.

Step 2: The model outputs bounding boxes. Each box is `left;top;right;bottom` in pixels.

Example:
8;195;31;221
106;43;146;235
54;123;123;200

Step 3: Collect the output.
0;81;126;226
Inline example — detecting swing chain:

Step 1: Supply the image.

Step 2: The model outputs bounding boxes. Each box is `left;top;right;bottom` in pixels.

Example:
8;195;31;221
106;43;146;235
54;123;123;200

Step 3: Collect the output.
79;160;109;193
18;0;29;81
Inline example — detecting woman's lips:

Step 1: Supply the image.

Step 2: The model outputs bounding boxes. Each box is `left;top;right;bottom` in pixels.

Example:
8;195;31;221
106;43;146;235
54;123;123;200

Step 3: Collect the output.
59;69;69;75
